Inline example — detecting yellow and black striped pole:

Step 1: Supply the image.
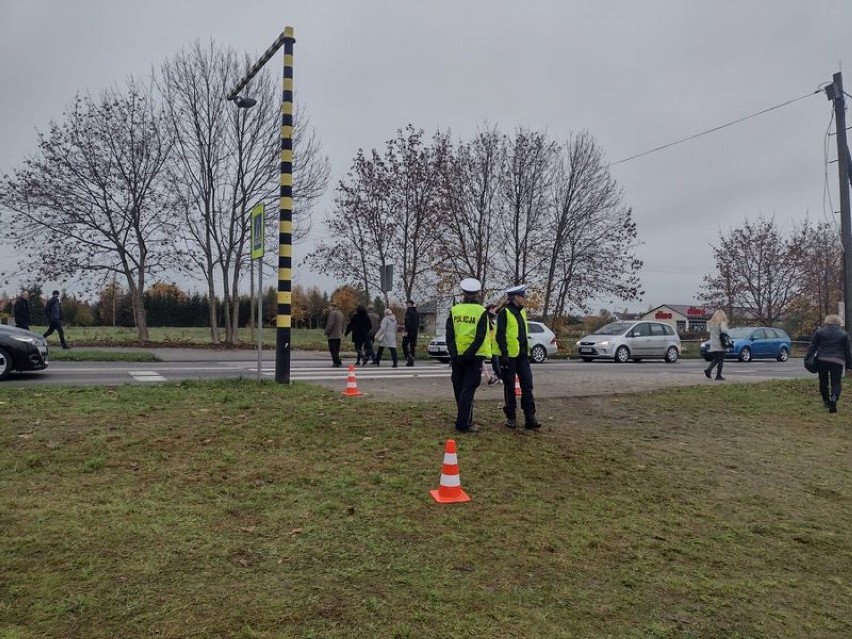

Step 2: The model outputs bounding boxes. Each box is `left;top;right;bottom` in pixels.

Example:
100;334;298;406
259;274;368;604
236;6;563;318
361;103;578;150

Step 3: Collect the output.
227;26;295;383
276;27;295;383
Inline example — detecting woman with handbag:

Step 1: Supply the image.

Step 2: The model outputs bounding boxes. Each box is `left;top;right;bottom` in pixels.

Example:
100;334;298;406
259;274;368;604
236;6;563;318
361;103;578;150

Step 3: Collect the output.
805;314;852;413
704;309;730;381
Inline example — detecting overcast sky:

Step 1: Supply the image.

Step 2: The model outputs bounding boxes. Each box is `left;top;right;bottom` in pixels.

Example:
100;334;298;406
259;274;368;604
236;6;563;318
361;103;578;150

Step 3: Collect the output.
1;1;849;311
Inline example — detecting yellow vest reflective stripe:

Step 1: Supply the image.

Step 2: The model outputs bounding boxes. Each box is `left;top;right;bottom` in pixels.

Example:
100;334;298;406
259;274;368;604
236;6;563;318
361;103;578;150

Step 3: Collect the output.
500;307;528;357
451;303;490;357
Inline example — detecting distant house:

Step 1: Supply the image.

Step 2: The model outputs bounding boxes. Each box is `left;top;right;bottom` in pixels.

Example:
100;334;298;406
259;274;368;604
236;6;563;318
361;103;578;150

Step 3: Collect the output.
641;304;711;333
417;298;438;335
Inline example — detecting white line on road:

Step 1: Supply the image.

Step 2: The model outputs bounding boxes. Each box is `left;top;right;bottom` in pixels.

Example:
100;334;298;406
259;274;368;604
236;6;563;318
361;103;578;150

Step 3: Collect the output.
129;371;167;382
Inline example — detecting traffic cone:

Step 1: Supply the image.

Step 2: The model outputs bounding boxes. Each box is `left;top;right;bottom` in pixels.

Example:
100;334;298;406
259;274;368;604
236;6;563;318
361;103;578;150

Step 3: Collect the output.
514;374;522;397
430;439;470;504
342;365;363;397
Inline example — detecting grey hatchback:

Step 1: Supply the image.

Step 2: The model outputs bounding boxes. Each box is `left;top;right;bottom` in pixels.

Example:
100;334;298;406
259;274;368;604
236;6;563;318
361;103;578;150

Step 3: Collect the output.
576;320;681;363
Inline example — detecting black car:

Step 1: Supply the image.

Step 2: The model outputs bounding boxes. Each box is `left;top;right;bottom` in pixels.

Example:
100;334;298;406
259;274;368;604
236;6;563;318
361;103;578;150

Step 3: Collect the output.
0;324;49;380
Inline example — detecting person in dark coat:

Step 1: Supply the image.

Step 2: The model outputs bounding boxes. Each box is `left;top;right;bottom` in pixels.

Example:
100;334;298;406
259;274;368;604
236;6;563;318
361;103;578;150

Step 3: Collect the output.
344;305;373;366
805;313;852;413
364;305;380;363
13;291;31;330
402;299;420;367
42;290;70;349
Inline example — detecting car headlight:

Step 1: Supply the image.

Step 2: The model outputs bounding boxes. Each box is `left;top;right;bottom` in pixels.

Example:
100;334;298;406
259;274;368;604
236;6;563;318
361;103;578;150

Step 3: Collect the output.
598;341;609;347
13;336;38;344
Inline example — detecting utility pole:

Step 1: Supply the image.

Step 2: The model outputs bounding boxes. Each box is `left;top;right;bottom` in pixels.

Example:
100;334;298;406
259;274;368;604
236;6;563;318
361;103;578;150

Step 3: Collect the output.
826;72;852;326
227;26;296;384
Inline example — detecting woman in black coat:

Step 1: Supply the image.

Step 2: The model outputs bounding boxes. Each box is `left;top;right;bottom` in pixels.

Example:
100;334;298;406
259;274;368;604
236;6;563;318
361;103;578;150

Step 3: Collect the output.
805;314;852;413
344;305;373;366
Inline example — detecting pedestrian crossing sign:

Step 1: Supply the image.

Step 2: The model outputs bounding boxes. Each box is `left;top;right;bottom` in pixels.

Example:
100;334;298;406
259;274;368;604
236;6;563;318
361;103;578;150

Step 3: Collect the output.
250;203;264;259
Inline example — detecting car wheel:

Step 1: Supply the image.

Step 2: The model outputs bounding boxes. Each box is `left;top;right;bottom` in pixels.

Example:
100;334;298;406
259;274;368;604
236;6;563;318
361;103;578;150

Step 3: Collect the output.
702;356;712;362
531;344;547;364
438;358;450;364
580;357;593;362
777;347;789;362
664;346;679;363
738;347;751;362
0;347;12;381
614;346;630;363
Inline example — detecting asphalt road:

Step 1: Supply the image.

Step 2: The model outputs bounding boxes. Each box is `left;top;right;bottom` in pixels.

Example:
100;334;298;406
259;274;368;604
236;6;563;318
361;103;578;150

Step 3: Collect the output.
2;349;815;400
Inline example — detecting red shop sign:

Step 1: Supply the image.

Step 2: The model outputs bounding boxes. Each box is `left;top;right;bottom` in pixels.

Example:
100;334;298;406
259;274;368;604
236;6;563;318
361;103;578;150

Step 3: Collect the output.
655;311;672;320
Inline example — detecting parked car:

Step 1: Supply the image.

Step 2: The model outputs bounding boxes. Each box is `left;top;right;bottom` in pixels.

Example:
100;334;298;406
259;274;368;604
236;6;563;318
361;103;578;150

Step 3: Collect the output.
576;320;681;363
427;320;558;364
699;326;791;362
0;325;49;380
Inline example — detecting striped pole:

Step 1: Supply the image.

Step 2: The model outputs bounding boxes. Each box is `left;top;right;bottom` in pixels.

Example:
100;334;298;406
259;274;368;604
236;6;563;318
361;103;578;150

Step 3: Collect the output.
276;27;295;384
225;26;295;383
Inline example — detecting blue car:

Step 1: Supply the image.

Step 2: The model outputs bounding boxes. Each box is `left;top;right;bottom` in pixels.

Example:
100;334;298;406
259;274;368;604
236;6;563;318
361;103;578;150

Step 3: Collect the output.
700;326;791;363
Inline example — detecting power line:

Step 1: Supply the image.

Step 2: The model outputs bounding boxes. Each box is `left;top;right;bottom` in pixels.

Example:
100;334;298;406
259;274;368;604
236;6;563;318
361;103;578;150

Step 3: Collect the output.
609;89;822;167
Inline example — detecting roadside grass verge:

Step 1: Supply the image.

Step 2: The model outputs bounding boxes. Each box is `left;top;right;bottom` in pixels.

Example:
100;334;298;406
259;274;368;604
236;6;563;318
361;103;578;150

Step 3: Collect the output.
49;349;160;363
1;379;850;638
34;326;331;350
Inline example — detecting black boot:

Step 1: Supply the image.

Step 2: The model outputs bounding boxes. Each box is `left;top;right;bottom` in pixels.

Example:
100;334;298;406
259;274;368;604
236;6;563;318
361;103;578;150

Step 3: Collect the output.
524;413;541;429
504;412;517;428
704;368;711;379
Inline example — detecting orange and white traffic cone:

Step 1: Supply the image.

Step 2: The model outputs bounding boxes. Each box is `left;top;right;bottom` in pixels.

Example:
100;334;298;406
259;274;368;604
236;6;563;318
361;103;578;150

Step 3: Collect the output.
514;374;522;397
429;439;470;504
342;364;364;397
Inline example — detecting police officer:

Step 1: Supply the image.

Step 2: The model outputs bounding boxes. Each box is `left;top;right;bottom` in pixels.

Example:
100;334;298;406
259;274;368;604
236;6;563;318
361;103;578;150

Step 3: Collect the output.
446;277;490;433
496;285;540;429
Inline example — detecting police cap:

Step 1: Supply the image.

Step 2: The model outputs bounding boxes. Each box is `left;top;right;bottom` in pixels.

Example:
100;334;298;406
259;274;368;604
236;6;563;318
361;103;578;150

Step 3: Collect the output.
460;277;482;293
505;284;527;297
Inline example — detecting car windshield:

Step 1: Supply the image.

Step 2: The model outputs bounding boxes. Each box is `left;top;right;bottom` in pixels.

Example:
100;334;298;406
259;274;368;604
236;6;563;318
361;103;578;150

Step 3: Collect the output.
593;322;633;336
727;327;752;339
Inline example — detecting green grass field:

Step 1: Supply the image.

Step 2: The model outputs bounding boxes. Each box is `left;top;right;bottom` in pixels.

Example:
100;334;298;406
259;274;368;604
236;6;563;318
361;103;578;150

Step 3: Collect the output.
1;378;850;638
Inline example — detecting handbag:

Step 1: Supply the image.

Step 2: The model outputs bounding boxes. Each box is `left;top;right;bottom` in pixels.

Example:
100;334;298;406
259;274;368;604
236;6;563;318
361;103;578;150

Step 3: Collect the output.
804;350;818;374
720;332;734;349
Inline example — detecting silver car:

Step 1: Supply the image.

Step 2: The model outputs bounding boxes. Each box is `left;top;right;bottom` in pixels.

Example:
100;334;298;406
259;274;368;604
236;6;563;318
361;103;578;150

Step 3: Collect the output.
427;320;558;364
576;320;680;363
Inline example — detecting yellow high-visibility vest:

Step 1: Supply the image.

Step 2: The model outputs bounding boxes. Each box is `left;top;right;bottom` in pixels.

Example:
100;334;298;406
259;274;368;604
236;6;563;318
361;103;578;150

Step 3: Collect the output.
499;307;529;357
451;303;490;357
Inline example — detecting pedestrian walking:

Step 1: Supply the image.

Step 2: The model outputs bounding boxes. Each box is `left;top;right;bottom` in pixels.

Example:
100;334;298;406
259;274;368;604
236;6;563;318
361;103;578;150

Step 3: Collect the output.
446;278;490;433
364;305;380;364
13;291;31;331
496;285;540;429
374;308;399;367
324;301;344;367
703;309;729;381
42;290;70;349
344;305;372;366
805;313;852;413
402;299;420;366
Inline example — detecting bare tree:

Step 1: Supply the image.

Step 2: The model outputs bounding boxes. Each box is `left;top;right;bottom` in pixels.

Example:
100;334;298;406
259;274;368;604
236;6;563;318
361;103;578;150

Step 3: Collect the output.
0;80;173;341
496;128;557;287
792;219;843;326
436;125;504;292
308;149;396;302
158;40;329;343
386;126;446;300
701;216;800;325
541;131;642;318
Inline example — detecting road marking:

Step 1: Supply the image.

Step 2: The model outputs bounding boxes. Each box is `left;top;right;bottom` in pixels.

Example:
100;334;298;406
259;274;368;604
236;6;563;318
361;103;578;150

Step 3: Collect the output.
129;371;167;382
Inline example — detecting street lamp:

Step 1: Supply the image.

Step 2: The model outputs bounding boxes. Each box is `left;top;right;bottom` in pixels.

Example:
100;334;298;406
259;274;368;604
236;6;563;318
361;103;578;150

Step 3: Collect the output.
230;95;257;109
227;26;296;384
